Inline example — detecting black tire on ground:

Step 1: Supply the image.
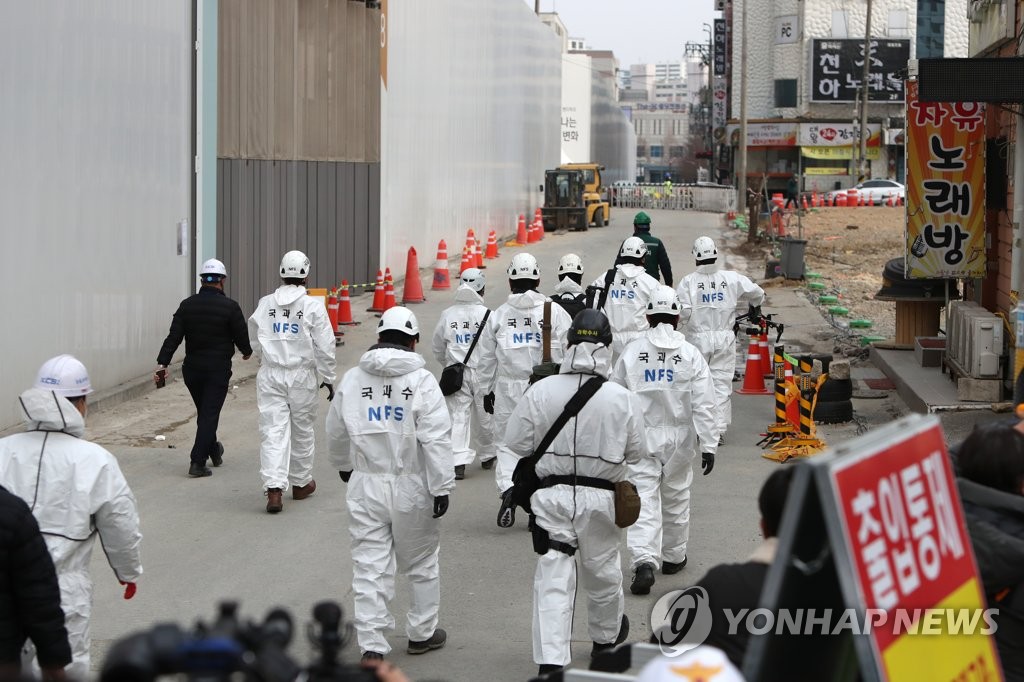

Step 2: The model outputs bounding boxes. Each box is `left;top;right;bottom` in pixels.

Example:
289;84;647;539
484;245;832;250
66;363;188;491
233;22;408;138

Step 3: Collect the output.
817;377;853;402
593;208;604;227
814;399;854;424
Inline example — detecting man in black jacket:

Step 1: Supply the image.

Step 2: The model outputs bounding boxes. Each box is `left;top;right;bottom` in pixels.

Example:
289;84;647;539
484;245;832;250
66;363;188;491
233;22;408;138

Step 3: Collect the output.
157;258;253;478
0;486;71;680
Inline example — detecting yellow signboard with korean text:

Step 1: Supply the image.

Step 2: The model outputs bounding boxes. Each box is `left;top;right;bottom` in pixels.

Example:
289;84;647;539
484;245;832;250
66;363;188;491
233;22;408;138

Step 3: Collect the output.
802;146;880;160
905;80;986;278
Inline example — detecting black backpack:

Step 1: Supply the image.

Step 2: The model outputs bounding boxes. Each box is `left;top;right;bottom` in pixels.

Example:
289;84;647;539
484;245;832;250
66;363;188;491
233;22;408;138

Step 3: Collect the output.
552;292;586;320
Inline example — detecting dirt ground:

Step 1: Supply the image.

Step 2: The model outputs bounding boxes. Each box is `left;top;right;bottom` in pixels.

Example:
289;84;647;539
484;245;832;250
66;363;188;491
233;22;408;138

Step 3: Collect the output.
734;205;904;355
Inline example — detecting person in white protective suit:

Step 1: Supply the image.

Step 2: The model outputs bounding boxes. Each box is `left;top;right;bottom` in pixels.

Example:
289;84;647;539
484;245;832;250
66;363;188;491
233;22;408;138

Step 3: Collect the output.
588;236;661;359
504;310;645;676
249;250;337;513
475;252;573;528
549;253;587;320
676;237;765;443
430;268;494;479
0;355;142;680
611;285;718;596
326;307;453;662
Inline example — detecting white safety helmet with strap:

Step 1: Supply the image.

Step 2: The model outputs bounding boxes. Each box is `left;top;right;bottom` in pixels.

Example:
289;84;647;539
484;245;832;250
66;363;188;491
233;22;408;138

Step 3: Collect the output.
378;307;420;338
200;258;227;282
35;354;93;398
647;285;681;316
693;236;718;261
557;253;584;276
280;250;311;278
460;268;486;292
507;252;540;280
619;236;649;259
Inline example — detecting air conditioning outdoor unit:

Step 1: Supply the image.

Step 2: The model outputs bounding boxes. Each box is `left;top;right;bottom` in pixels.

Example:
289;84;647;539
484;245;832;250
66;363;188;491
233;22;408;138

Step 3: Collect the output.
946;300;1003;378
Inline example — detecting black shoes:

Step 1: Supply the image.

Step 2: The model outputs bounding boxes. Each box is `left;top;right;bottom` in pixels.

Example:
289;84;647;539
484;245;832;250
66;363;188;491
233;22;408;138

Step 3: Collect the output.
481;458;495;470
361;651;384;662
407;627;446;654
497;488;516;528
630;563;656;595
188;462;212;478
210;442;224;467
662;557;688;575
537;664;562;676
591;615;629;658
454;465;466;480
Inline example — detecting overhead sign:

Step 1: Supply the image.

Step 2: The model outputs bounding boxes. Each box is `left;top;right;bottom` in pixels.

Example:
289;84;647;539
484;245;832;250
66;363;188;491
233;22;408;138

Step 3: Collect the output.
726;121;798;147
744;414;1003;681
800;123;881;147
714;19;727;76
776;15;798;45
712;76;726;132
828;416;1001;680
905;80;986;279
802;146;880;160
810;39;910;103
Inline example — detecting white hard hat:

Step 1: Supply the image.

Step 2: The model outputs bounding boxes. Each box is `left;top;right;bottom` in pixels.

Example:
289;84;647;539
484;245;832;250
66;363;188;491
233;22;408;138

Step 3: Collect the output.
460;268;486;292
557;253;584;276
507;253;540;280
378;307;420;336
647;285;681;316
620;236;649;259
35;354;92;398
693;236;718;261
280;250;310;278
200;258;227;279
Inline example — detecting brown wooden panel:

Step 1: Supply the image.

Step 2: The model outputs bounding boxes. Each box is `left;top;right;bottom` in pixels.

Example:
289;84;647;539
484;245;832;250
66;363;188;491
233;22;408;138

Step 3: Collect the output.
271;1;296;159
364;7;381;162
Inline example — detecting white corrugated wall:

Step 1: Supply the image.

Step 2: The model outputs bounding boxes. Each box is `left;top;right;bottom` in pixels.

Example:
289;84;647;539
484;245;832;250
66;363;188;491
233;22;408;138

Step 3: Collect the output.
0;2;193;429
380;1;561;276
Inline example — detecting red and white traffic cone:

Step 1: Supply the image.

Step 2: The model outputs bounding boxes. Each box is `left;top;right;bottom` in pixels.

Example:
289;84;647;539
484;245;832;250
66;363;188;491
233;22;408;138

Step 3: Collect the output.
367;270;385;312
737;336;771;395
432;240;451;290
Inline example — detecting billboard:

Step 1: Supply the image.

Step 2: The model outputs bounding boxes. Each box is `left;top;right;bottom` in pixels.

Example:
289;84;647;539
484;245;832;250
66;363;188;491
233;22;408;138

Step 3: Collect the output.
810;39;910;103
904;80;986;279
714;19;726;76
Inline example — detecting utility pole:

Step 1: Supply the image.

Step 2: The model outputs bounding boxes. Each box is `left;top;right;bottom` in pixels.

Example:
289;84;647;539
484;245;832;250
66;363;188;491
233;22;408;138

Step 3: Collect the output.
535;0;540;14
858;0;874;182
737;0;751;241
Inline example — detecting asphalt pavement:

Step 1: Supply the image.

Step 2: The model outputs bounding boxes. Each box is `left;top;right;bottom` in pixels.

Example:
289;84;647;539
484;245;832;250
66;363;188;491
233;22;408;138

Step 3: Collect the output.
79;208;922;680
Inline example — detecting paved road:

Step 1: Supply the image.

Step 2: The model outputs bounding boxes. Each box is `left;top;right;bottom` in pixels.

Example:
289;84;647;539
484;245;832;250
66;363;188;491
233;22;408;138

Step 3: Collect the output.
81;209;897;680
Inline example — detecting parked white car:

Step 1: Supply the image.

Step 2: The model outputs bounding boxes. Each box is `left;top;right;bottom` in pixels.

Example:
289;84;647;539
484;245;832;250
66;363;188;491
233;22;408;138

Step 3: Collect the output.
825;179;905;205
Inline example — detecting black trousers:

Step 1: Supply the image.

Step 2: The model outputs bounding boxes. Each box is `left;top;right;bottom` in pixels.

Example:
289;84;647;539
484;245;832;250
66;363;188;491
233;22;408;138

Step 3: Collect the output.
182;363;231;465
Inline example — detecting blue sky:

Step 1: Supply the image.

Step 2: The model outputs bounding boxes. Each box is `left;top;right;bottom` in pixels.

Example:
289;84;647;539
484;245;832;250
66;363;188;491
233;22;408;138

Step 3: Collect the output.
529;0;718;67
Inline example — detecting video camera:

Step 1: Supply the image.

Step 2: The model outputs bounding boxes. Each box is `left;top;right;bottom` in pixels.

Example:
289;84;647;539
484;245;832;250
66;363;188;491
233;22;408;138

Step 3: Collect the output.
100;601;377;682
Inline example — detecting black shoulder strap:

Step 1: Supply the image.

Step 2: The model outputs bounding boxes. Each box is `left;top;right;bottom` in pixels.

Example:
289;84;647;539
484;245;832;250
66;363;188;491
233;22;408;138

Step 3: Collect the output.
463;309;491;364
531;376;606;462
597;267;616;310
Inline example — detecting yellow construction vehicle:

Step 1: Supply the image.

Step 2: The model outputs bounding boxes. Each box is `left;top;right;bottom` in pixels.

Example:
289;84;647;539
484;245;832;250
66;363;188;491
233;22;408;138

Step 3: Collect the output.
541;163;610;231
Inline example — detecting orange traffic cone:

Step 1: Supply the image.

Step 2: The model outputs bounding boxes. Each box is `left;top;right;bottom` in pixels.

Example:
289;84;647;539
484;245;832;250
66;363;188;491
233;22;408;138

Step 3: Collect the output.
382;276;396;312
367;270;385;312
528;219;539;244
337;280;358;325
485;230;499;259
401;247;426;303
465;230;478;266
432;240;451;290
459;245;473;274
534;207;542;225
471;230;485;268
760;332;773;378
508;214;528;246
801;196;809;211
534;209;544;240
737;336;771;395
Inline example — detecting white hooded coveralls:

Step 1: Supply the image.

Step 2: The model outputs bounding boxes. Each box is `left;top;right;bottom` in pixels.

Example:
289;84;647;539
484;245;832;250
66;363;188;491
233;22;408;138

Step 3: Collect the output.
590;264;661;358
476;290;572;495
504;342;646;667
676;265;765;432
326;345;454;656
0;388;143;679
249;284;337;491
430;285;494;467
611;324;717;569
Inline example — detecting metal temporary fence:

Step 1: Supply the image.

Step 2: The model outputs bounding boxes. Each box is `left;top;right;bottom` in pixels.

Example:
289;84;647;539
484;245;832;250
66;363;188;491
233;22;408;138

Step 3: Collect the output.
610;183;737;213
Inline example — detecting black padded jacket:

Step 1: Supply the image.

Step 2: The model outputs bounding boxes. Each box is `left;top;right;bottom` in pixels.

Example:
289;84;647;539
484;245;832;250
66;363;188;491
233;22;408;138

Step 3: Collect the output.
157;286;252;370
0;486;71;668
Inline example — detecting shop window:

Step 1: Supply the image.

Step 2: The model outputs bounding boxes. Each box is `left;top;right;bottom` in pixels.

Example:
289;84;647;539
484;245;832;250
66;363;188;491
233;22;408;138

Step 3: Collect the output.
775;80;797;108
